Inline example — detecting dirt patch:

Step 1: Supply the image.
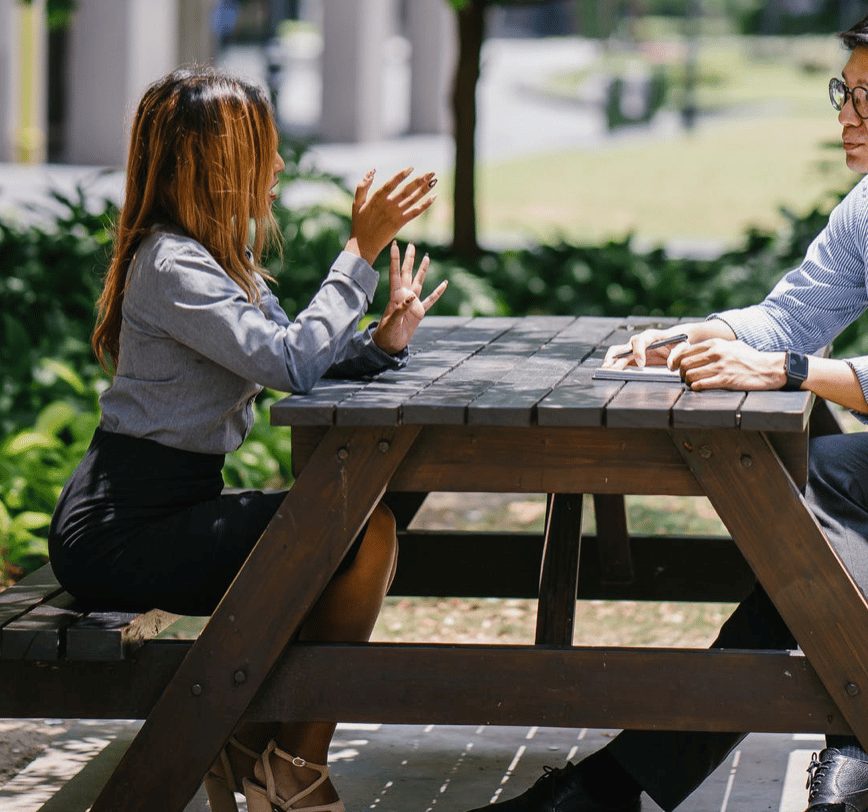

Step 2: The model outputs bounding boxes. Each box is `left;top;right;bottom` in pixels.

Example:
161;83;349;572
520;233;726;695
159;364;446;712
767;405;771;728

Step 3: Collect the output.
0;719;70;785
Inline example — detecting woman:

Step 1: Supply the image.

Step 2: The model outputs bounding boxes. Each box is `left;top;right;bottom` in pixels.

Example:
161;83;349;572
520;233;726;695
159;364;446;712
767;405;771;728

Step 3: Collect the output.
48;68;446;812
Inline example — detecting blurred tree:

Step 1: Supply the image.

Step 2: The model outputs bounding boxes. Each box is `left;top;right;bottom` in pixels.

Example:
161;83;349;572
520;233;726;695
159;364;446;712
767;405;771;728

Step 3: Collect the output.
449;0;562;258
17;0;76;29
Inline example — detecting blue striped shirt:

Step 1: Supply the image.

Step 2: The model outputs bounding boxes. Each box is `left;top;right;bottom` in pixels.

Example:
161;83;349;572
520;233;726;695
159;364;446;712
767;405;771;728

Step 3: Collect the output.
713;175;868;401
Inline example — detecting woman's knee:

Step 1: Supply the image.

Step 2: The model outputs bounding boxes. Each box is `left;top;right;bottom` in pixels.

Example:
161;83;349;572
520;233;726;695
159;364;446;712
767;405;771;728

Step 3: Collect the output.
360;503;398;565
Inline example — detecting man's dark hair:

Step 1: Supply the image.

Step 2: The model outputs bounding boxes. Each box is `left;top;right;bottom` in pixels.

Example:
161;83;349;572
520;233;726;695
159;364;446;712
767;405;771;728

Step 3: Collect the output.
840;14;868;50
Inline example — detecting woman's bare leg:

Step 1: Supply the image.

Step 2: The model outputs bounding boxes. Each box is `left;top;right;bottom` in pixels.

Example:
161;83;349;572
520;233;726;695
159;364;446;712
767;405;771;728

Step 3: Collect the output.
243;502;398;809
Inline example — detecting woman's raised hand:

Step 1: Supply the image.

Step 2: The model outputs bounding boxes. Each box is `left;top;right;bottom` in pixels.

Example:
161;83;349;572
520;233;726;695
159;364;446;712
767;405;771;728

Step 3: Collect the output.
346;168;437;265
372;242;448;355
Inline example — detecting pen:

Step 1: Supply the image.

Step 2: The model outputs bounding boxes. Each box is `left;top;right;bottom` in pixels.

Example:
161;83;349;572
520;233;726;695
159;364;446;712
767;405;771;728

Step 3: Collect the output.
612;333;689;360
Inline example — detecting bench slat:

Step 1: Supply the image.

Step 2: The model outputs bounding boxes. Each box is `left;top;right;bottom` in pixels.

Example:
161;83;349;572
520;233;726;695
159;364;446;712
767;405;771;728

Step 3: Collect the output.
0;564;64;632
66;609;179;661
1;592;83;660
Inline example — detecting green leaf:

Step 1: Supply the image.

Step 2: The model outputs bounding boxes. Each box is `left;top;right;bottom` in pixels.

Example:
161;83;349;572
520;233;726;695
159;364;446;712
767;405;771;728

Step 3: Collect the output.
34;358;86;394
34;401;78;436
0;500;11;539
11;511;52;532
2;430;58;456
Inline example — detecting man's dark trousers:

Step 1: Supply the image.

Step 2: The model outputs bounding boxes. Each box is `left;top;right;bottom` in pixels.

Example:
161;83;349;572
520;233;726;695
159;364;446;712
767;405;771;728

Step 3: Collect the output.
606;432;868;811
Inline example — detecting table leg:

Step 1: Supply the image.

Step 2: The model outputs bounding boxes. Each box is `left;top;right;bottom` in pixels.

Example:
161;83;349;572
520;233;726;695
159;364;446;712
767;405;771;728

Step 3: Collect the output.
673;428;868;746
90;425;421;812
593;494;634;583
536;494;583;645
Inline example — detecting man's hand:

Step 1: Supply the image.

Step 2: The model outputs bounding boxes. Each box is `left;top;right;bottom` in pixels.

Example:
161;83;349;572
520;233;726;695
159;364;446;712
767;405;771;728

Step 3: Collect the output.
345;168;437;266
669;339;786;390
602;319;738;369
372;242;448;355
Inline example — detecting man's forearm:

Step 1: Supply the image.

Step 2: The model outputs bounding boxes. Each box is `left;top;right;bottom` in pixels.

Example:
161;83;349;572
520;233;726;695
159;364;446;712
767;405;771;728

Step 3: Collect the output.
803;356;868;413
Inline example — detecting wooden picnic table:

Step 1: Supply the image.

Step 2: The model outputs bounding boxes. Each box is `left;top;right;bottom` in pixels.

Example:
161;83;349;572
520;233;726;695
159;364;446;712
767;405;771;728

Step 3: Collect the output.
88;315;868;811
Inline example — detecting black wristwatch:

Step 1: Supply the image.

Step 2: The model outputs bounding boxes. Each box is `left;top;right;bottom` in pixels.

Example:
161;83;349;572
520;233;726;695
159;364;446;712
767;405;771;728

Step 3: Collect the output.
782;351;809;391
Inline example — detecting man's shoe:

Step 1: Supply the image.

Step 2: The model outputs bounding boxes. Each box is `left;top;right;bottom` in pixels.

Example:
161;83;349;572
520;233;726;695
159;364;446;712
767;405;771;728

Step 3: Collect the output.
805;748;868;811
465;763;641;811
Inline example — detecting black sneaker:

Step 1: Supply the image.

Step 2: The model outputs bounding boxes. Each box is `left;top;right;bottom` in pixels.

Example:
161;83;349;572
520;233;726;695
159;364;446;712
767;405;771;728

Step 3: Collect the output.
805;748;868;811
465;763;641;811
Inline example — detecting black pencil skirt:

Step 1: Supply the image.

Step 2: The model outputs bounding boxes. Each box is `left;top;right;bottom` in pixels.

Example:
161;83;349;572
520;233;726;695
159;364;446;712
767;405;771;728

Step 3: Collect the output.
48;428;363;616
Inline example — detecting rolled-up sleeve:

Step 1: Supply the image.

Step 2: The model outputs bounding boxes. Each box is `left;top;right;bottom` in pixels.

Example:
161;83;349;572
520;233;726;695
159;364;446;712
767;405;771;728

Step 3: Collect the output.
710;177;868;408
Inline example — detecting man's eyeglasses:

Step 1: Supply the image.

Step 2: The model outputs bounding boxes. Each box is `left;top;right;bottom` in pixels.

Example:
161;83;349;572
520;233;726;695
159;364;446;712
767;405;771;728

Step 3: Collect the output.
829;77;868;119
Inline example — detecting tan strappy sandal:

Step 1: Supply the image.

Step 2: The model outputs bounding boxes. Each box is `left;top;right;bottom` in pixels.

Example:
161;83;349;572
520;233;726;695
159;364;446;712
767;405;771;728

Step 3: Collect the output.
242;739;346;812
203;735;260;812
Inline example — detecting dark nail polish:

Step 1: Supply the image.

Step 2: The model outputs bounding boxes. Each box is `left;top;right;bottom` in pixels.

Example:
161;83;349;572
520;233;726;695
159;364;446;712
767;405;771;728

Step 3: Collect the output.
428;179;438;188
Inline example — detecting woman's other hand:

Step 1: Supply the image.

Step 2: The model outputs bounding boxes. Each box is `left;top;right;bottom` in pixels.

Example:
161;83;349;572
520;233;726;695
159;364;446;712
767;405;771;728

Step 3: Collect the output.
346;168;437;265
373;242;448;355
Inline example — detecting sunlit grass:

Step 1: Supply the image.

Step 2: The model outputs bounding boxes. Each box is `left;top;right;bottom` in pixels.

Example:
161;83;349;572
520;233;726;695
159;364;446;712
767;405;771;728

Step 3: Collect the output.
406;35;856;249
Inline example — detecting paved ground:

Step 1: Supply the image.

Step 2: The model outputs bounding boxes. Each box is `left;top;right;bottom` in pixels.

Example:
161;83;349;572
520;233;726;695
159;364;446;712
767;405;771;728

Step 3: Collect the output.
0;720;821;811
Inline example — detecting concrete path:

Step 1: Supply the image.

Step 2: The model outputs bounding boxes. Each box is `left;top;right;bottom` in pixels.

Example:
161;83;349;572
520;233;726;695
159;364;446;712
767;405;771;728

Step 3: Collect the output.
0;719;819;811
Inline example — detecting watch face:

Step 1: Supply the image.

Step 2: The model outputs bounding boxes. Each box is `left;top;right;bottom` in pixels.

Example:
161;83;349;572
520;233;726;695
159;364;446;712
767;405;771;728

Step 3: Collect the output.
788;352;809;381
785;352;809;390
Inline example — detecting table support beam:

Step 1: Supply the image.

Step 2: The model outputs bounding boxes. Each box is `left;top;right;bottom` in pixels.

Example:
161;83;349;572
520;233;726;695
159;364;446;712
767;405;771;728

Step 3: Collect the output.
536;494;583;645
593;494;634;583
672;429;868;747
91;425;421;812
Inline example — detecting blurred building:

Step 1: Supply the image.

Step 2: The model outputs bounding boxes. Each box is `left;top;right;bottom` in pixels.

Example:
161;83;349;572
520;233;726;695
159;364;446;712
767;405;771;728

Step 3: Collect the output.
0;0;455;167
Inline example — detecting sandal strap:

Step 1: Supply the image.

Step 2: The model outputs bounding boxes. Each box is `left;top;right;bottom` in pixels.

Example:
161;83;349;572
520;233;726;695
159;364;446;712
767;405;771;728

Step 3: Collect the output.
260;739;331;810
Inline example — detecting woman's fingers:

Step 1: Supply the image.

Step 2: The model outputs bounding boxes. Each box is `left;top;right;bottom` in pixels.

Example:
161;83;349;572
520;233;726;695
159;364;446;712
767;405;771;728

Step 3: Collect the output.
401;243;416;288
395;173;437;207
389;241;402;292
376;166;415;198
353;169;375;211
422;280;448;312
401;194;437;223
412;253;430;295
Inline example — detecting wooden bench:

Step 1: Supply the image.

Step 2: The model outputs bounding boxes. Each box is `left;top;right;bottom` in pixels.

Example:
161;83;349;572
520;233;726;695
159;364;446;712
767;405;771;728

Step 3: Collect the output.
0;562;177;677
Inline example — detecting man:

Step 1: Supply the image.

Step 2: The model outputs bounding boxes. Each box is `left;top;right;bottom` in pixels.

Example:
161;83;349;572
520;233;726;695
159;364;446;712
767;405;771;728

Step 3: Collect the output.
466;13;868;812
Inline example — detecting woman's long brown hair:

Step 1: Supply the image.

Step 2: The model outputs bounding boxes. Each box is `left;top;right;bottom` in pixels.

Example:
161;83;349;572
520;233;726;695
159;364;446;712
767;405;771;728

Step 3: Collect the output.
92;68;280;370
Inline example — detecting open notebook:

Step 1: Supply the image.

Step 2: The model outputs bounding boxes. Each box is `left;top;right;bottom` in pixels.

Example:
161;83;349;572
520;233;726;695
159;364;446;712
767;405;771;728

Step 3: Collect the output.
592;365;683;384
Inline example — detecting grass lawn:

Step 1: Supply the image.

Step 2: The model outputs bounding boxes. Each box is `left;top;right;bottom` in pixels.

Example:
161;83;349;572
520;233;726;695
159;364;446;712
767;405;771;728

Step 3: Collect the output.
407;36;856;249
478;113;852;246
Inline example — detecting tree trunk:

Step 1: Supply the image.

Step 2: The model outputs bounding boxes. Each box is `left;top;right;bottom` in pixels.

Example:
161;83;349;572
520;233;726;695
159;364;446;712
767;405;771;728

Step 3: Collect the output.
451;0;485;258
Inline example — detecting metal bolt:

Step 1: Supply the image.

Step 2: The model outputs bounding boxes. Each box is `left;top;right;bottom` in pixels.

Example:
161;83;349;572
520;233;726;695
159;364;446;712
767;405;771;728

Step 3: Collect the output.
191;683;203;696
698;445;712;459
845;682;860;697
740;454;753;469
682;441;693;452
233;669;247;685
378;440;391;453
337;447;349;461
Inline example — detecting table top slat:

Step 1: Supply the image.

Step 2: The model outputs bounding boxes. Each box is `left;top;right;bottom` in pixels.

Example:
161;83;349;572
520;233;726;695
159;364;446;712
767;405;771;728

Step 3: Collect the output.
605;381;686;428
672;389;746;428
740;390;814;432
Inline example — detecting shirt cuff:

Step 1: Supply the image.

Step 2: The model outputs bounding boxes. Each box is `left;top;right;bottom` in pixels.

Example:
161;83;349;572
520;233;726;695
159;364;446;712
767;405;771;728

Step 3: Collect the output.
707;307;788;351
330;251;379;304
359;323;409;369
